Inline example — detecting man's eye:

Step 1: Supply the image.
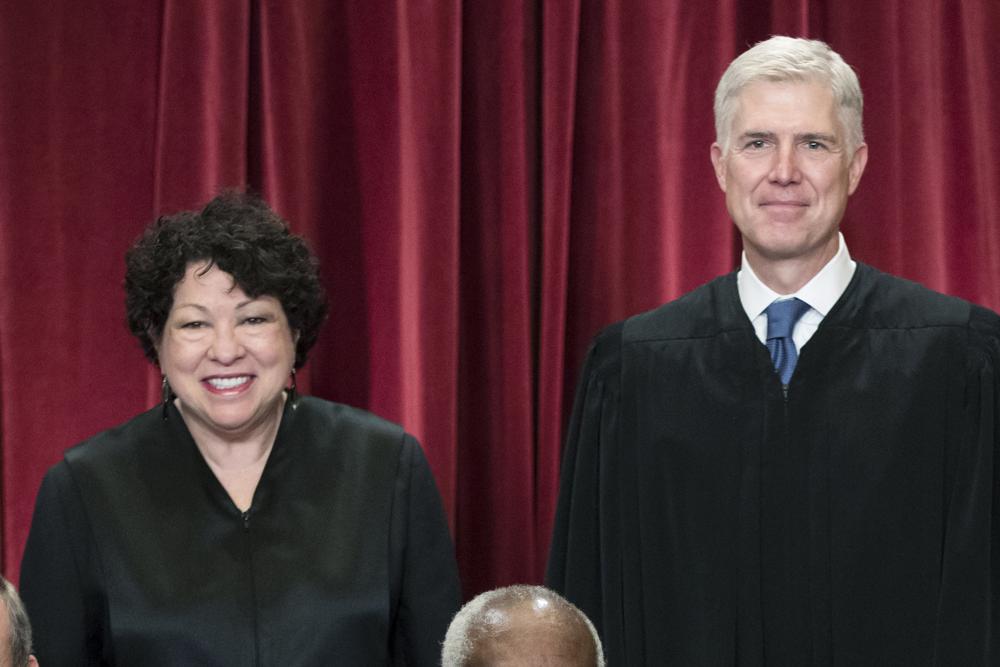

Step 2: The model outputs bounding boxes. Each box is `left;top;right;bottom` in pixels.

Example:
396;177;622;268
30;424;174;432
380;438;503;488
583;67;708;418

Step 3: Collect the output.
805;140;827;150
746;139;768;149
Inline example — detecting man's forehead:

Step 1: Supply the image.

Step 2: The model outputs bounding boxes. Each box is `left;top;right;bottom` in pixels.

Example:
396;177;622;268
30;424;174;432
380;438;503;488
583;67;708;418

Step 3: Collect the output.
731;80;840;131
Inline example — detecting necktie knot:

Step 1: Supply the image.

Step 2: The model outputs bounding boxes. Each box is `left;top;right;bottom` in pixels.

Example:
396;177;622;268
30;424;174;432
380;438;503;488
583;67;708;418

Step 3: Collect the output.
766;297;811;341
764;298;810;385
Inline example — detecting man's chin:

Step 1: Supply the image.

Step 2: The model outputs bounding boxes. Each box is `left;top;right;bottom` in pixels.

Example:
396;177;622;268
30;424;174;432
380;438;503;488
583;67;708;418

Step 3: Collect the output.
745;235;839;268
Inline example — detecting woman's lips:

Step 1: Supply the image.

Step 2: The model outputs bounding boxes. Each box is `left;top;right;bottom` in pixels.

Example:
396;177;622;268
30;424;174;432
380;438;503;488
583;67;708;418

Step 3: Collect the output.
202;375;254;394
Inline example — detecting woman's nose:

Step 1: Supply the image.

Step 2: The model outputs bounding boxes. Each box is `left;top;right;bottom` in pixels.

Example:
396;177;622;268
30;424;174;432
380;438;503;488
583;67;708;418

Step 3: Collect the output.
208;326;245;363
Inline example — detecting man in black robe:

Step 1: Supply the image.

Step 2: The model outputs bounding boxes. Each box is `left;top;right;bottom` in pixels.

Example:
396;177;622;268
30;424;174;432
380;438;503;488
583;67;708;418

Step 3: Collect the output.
546;36;1000;665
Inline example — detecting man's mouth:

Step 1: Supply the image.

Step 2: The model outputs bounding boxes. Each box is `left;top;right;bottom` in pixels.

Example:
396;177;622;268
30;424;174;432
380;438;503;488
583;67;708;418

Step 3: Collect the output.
761;199;808;207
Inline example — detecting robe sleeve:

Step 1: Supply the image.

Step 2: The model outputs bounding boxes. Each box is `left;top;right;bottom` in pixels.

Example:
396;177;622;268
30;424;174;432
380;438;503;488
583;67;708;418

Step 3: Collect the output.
20;461;108;665
545;322;625;661
932;307;1000;663
389;434;461;666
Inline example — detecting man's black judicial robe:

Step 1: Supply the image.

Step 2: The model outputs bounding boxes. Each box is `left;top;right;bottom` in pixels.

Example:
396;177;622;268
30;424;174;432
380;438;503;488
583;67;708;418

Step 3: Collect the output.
546;263;1000;666
20;396;461;666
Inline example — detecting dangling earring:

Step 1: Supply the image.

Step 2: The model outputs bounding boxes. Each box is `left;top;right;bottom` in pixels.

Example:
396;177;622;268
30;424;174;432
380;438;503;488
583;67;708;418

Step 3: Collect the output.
161;376;174;421
287;368;298;409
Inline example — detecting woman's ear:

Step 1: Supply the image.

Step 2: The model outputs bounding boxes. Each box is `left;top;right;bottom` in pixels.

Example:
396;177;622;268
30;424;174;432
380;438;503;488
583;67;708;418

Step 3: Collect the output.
150;329;162;364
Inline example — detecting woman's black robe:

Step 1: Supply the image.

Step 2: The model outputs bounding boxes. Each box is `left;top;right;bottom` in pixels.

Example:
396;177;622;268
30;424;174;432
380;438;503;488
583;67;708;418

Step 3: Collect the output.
21;396;461;666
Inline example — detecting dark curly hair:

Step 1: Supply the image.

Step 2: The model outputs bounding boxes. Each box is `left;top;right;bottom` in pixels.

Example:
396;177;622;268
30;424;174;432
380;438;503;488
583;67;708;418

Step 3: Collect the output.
125;192;328;369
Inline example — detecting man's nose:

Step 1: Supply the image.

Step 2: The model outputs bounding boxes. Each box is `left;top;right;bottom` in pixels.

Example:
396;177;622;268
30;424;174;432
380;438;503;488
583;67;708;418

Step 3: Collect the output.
768;144;801;185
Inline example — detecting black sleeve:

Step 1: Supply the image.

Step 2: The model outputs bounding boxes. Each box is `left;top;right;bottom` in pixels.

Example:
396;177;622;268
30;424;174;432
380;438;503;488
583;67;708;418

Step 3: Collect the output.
20;461;109;665
389;434;461;666
545;322;625;660
931;310;1000;663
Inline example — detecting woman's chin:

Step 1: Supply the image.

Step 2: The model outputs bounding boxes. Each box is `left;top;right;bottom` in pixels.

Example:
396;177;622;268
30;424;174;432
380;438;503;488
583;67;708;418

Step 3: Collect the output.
179;399;281;440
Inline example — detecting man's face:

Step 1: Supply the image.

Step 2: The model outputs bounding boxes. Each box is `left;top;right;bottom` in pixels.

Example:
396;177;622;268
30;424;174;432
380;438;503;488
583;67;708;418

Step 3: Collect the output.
710;79;867;272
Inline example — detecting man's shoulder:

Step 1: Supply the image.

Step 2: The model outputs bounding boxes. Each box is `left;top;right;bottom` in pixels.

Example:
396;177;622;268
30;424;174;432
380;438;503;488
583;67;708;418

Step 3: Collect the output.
850;264;981;328
846;265;1000;364
624;273;740;342
579;273;739;375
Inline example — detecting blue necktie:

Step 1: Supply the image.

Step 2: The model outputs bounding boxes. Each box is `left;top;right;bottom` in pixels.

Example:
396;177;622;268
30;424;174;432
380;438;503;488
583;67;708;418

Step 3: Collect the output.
765;298;811;385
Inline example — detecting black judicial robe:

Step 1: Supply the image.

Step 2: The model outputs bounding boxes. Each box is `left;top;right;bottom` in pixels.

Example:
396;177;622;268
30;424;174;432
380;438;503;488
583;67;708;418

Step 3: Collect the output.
20;396;461;666
546;263;1000;666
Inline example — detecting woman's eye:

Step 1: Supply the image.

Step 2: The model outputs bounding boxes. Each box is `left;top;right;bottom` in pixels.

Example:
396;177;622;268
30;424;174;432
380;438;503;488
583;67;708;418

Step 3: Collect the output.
180;321;206;329
243;316;267;325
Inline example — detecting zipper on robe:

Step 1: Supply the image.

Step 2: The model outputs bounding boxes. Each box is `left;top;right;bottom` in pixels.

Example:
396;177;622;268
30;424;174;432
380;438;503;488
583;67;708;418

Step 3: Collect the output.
242;508;260;666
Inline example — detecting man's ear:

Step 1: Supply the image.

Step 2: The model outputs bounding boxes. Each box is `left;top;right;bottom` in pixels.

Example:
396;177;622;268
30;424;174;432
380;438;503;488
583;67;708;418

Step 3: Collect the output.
710;143;727;192
846;143;868;195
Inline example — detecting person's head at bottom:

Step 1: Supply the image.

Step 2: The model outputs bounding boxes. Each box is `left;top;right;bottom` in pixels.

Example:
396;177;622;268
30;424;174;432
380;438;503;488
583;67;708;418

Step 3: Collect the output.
442;585;604;666
0;578;38;667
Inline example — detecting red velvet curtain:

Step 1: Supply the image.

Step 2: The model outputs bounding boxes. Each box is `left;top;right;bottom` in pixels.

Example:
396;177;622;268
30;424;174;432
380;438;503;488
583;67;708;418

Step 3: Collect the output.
2;1;999;600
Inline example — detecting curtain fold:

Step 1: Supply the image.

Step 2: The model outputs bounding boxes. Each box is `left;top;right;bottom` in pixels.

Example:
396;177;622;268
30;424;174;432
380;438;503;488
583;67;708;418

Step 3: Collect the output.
3;0;1000;599
153;1;250;215
536;0;581;581
0;2;163;577
455;0;540;593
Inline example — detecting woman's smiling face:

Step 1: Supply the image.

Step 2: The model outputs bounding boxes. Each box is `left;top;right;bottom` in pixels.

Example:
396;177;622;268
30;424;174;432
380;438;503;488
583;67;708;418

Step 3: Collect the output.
156;262;297;441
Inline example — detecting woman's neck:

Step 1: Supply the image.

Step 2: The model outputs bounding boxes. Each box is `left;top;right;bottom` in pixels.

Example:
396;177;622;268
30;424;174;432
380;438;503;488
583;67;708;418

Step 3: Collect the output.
175;395;286;511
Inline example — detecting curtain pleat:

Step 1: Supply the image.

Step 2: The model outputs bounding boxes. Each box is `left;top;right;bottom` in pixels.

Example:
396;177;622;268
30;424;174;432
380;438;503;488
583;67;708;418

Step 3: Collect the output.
536;0;582;582
455;0;539;593
0;2;163;579
152;1;250;215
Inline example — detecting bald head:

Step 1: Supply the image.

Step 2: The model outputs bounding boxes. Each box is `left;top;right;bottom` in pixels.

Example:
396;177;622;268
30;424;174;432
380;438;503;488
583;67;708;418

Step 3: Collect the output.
442;585;604;667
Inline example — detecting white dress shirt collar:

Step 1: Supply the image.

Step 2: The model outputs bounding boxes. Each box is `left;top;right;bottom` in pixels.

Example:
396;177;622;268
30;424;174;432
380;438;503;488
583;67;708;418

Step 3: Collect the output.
737;233;856;349
737;232;856;321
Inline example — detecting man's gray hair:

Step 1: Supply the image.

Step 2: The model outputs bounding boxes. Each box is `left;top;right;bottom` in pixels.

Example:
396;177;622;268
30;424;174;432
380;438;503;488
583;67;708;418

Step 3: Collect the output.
714;36;864;154
1;577;33;667
442;584;605;666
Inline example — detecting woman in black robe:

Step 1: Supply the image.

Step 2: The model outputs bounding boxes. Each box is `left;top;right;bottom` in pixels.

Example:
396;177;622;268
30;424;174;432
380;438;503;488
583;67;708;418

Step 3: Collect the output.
19;193;461;665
